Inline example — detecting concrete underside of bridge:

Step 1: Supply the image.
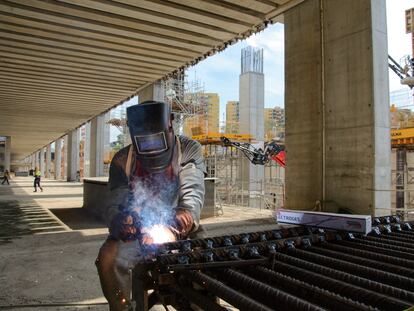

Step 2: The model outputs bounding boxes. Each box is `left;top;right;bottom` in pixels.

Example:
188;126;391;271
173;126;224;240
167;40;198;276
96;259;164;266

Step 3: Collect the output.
0;0;300;160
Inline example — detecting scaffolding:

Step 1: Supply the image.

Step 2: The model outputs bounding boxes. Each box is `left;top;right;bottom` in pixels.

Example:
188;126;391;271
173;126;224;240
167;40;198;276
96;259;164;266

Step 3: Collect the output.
202;143;285;210
163;71;207;135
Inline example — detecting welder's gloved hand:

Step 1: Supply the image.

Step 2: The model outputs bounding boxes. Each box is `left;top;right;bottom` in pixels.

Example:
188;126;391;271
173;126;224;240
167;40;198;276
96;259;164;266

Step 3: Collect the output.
109;211;140;242
175;209;194;237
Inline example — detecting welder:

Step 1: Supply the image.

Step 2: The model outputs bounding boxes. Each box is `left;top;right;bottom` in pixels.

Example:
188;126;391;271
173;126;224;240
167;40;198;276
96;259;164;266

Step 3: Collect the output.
95;101;205;311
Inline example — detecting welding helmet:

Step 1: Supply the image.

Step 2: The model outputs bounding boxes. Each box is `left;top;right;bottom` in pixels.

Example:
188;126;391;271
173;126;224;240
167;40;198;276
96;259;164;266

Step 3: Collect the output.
127;101;174;172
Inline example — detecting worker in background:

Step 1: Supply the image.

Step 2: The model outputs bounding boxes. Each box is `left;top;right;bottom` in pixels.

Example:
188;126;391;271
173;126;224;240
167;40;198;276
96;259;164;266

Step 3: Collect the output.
95;101;205;311
33;167;43;192
1;169;10;185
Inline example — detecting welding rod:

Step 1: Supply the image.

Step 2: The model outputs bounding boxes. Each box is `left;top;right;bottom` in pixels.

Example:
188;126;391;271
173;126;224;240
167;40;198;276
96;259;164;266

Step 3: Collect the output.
181;270;274;311
273;252;414;307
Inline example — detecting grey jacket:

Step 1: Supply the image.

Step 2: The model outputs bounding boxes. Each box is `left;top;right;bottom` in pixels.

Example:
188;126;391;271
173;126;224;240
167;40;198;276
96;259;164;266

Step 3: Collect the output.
106;135;205;232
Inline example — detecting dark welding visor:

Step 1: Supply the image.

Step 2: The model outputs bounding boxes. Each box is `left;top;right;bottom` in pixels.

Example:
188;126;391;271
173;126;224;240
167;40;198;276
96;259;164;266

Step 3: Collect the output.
134;132;168;154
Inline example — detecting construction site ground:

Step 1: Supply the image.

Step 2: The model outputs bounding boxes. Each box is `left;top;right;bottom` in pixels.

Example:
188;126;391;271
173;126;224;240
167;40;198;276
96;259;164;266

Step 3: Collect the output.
0;177;279;310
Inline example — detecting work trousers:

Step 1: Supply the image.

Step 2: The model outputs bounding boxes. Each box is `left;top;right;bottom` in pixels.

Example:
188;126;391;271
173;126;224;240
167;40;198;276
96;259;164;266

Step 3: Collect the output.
34;177;42;191
96;238;143;311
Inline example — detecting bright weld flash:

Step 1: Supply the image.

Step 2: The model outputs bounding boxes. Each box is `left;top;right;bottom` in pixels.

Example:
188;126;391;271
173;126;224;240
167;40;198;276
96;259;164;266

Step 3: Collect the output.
147;225;176;244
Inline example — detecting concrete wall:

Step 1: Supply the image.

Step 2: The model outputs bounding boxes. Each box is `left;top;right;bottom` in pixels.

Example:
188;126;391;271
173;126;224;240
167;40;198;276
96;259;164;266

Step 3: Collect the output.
285;0;390;216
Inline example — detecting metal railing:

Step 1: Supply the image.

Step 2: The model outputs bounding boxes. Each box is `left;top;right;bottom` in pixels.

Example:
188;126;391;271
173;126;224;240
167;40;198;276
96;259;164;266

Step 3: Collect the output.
215;179;284;210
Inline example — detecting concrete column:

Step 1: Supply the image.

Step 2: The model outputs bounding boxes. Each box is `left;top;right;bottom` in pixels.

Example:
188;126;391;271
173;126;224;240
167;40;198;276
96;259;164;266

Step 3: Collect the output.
4;136;11;172
62;136;68;180
39;147;45;177
138;81;164;103
36;150;40;170
238;48;265;198
54;138;62;180
285;0;390;216
89;114;109;177
84;122;91;178
66;129;79;182
45;144;52;178
31;154;35;171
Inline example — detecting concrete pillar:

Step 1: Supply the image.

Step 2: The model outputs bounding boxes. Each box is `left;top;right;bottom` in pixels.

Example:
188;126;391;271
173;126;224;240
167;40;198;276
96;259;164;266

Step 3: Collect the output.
66;129;79;182
36;150;40;170
238;47;265;196
31;154;35;171
54;138;62;179
45;144;52;178
89;114;109;177
39;147;45;177
4;136;11;172
63;136;68;180
138;81;164;103
84;122;91;178
285;0;390;216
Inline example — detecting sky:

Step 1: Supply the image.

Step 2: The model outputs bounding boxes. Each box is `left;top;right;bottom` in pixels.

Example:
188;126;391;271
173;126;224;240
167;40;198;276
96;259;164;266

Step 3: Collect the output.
184;0;414;122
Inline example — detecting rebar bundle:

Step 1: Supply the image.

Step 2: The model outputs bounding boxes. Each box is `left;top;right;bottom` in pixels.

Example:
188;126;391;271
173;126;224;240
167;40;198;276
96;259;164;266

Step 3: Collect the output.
143;217;414;311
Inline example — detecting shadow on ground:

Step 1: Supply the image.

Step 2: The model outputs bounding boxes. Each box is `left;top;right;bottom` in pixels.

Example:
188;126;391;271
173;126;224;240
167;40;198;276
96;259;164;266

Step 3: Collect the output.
0;201;67;245
51;208;106;230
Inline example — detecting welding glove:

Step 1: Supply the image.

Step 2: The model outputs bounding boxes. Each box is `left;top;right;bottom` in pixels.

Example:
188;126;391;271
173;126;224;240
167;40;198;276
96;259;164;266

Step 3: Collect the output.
175;209;194;237
109;211;140;242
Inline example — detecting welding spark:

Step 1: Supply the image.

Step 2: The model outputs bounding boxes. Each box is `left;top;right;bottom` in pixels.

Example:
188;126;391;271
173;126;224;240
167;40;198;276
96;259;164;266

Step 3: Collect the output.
144;225;176;244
